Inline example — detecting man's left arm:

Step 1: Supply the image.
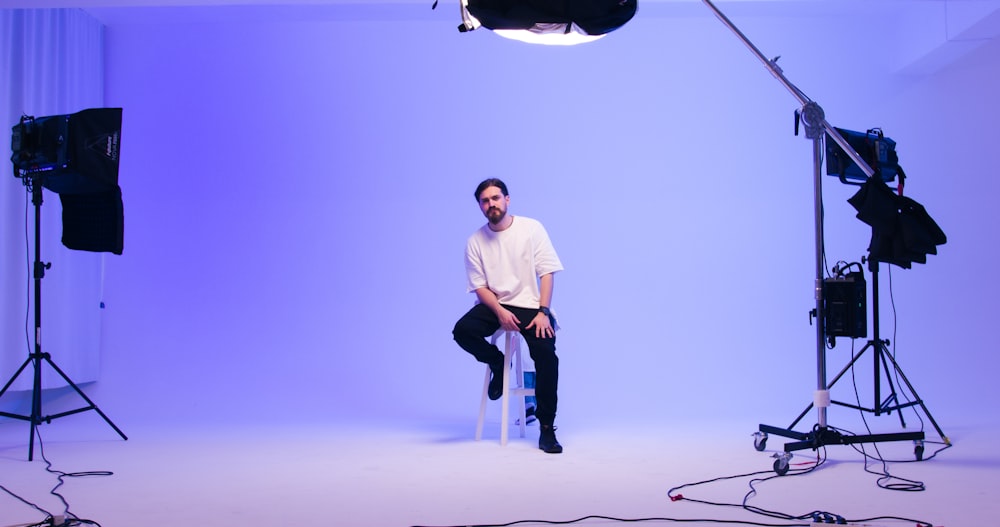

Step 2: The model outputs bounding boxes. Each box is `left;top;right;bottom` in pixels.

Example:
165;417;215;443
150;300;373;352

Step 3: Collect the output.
527;272;555;339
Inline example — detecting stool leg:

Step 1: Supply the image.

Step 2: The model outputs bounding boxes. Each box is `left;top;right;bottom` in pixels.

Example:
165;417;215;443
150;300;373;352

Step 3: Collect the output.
475;363;490;441
514;335;527;438
500;331;513;446
477;330;535;446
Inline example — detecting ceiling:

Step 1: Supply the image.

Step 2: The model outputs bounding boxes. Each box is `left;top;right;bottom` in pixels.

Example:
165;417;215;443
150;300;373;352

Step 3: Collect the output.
0;0;958;12
3;0;999;74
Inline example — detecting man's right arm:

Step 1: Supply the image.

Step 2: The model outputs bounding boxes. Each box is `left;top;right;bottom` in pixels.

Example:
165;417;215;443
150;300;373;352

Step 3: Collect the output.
475;287;521;331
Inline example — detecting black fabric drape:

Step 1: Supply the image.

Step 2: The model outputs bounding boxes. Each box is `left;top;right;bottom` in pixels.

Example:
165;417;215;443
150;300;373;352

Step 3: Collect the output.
848;177;945;268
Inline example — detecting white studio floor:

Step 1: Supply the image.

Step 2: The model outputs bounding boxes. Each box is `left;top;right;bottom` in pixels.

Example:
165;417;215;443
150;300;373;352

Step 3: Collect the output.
1;404;998;527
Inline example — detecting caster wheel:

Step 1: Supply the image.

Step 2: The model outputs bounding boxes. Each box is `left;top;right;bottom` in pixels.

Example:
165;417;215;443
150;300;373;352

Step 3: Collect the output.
915;442;925;461
753;432;767;452
773;457;789;476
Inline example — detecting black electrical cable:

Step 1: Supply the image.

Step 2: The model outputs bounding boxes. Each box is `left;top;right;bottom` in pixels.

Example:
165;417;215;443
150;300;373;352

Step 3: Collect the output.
740;450;827;521
36;429;109;527
411;515;811;527
0;427;109;527
665;417;940;527
666;446;935;527
868;265;952;463
843;352;926;491
666;451;831;524
0;479;54;523
24;188;32;356
840;261;953;492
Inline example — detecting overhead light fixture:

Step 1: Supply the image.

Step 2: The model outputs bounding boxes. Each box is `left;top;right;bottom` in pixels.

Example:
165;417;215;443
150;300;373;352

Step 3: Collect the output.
445;0;637;45
493;25;607;46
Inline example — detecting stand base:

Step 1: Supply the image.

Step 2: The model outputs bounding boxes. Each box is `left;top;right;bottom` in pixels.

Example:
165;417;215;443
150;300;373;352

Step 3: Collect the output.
759;423;924;452
0;351;127;461
755;424;925;475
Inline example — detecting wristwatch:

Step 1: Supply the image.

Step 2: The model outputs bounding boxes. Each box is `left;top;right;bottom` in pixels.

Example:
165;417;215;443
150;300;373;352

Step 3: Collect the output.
539;306;552;317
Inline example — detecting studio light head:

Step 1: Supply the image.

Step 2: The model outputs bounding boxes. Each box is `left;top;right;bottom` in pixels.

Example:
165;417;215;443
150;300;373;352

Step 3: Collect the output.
456;0;637;45
11;108;124;255
825;127;901;185
12;108;122;192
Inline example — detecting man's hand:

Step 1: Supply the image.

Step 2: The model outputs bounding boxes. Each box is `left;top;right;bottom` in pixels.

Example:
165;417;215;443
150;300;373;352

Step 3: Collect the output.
496;308;521;332
526;311;554;339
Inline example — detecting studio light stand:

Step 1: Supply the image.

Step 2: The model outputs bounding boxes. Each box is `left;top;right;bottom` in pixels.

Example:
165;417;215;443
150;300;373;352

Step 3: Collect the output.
793;256;948;460
1;111;128;461
756;252;949;470
0;172;128;461
701;0;944;474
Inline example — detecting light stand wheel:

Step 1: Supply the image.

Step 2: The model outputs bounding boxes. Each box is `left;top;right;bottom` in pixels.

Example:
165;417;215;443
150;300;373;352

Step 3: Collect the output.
773;455;791;476
753;431;768;451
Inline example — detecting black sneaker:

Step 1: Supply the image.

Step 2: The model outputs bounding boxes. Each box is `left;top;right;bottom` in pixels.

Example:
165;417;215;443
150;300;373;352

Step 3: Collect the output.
539;424;563;454
488;361;504;400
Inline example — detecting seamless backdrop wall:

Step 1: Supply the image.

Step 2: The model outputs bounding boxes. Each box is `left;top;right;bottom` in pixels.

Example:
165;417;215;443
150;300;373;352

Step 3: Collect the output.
58;5;999;435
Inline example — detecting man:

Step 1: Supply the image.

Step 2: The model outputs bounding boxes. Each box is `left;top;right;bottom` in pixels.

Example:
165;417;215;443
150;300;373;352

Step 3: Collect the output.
453;178;565;454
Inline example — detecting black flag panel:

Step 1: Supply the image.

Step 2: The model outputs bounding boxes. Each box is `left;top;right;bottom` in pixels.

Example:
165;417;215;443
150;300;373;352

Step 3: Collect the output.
848;177;945;269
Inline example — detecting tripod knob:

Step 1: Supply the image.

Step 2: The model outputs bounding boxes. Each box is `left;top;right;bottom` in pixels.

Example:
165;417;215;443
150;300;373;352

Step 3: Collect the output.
800;101;825;139
33;261;51;279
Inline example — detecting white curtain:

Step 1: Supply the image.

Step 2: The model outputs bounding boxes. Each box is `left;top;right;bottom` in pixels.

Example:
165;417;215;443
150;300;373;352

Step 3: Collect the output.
1;9;105;394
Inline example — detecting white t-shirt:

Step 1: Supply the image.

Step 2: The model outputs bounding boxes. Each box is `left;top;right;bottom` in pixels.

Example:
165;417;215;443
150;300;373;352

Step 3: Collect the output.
465;215;563;309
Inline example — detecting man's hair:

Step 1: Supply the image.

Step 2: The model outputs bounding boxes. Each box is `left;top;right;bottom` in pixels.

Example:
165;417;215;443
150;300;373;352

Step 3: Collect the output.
474;178;508;201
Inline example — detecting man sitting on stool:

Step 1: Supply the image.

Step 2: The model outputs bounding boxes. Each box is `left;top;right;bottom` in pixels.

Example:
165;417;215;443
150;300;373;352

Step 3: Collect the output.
453;178;565;454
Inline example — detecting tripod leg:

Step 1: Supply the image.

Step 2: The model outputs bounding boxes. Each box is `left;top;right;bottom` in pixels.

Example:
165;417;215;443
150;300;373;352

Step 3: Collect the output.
30;354;43;461
0;355;45;461
0;356;34;398
880;350;949;444
829;342;873;391
42;356;128;440
875;342;908;428
789;342;872;428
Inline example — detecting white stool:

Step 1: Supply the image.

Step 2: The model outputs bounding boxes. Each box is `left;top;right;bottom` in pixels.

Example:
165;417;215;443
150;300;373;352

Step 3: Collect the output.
475;329;535;445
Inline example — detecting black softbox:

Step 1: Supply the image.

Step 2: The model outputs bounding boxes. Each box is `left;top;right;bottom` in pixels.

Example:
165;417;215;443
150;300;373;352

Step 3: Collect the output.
11;108;124;254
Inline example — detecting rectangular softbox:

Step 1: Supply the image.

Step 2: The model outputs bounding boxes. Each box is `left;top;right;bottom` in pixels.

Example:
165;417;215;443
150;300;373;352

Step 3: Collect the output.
11;108;122;194
11;108;124;254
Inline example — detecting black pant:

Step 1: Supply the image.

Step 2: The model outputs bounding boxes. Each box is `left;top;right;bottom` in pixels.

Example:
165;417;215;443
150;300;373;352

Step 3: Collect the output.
453;303;559;426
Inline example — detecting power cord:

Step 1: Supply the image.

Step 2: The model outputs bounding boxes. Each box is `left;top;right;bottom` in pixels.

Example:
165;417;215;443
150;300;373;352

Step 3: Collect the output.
844;356;926;492
838;262;952;490
665;449;934;527
0;428;107;527
668;450;832;524
411;515;812;526
36;429;107;527
0;478;52;524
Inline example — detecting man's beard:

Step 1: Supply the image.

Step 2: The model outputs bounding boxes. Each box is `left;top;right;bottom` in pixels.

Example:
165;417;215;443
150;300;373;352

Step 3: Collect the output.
487;207;506;224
